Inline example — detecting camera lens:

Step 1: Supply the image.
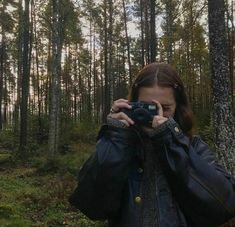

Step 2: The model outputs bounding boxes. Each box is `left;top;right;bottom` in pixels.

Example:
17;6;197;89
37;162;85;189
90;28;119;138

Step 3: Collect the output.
148;105;157;110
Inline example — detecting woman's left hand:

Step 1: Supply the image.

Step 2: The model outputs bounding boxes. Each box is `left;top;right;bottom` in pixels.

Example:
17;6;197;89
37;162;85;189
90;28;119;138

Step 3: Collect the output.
151;100;168;129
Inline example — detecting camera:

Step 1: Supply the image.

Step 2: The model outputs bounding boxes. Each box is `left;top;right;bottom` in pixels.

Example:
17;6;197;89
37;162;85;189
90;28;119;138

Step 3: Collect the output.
120;102;158;125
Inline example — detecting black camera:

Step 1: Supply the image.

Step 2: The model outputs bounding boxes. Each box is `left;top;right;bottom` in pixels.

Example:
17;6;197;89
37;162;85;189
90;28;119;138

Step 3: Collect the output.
120;102;158;125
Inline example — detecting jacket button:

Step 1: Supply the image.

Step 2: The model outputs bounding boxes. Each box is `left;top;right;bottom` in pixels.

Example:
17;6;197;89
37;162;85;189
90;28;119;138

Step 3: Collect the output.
135;196;142;204
137;168;143;173
174;126;180;133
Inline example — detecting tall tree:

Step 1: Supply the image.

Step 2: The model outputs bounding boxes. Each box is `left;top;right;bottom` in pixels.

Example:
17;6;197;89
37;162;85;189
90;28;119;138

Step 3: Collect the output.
225;0;234;105
48;0;77;154
14;0;23;134
161;0;178;64
208;0;235;174
0;2;6;131
0;0;16;130
48;0;63;155
19;0;31;153
122;0;132;85
150;0;156;62
102;0;110;122
140;0;145;66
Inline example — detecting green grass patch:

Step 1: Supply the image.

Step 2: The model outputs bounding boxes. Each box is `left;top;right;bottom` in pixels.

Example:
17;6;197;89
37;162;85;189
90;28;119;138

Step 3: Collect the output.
0;141;107;226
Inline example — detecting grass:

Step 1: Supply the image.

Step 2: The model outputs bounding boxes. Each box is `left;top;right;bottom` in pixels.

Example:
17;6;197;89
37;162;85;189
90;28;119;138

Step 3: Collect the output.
1;139;234;227
0;142;108;227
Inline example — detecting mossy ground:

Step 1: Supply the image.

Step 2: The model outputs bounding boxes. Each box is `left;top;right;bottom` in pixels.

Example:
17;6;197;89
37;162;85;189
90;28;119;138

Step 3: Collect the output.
0;141;234;227
0;142;107;227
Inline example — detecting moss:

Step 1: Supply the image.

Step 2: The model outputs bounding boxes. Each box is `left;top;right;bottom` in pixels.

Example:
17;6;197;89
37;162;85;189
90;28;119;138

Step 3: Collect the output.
0;143;107;226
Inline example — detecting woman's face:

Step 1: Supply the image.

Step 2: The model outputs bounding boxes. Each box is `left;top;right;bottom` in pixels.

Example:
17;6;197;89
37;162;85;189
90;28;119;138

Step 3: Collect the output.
138;84;176;118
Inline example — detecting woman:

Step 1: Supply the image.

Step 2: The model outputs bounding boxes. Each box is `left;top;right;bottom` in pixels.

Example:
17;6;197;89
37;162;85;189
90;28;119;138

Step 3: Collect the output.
69;63;235;227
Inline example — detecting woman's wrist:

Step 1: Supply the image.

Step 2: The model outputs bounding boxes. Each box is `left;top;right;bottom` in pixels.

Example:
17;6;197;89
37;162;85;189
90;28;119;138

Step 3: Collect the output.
147;117;177;137
107;115;128;128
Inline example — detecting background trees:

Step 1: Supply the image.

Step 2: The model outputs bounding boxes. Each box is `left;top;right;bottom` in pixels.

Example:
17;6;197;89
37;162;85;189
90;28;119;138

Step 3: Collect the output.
0;0;234;226
0;0;234;164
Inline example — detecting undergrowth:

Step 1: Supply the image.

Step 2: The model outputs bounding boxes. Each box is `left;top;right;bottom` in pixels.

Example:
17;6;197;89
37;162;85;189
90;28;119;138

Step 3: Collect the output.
0;141;107;227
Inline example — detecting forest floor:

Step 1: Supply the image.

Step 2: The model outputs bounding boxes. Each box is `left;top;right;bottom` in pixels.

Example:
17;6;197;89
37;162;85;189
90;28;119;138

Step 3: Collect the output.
0;143;107;227
0;143;235;227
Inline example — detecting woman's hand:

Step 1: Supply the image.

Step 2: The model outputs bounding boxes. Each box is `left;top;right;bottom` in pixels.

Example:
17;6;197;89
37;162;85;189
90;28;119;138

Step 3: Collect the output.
151;100;168;129
109;99;135;127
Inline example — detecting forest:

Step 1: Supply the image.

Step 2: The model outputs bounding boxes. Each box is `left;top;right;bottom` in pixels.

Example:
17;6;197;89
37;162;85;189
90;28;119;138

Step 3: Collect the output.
0;0;235;226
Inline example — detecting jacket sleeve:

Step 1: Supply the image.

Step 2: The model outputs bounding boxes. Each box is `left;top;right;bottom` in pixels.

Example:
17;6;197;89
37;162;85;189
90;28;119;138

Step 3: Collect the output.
69;124;139;220
150;118;235;226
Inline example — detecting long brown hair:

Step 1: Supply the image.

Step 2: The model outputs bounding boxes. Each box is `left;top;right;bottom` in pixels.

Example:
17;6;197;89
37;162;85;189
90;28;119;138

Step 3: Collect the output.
128;62;193;137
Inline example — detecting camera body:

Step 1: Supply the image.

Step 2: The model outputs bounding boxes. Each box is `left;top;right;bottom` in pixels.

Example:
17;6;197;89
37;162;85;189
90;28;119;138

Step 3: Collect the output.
120;102;158;125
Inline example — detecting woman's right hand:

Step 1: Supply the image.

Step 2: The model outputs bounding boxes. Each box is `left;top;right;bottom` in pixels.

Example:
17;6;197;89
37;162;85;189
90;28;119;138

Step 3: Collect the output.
109;99;135;127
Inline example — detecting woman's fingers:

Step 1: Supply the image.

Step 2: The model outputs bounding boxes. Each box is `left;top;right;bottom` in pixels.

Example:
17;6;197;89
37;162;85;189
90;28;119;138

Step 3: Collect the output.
152;115;168;128
108;99;134;127
111;112;134;126
151;99;163;116
112;99;132;112
115;99;129;103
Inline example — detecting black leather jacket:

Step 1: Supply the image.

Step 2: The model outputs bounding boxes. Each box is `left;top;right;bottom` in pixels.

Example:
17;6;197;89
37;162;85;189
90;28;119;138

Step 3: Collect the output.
69;118;235;227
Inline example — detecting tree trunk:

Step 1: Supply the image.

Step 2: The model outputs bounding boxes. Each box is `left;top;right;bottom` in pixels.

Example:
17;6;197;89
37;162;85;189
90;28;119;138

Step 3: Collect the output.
0;32;5;131
108;0;113;104
122;0;132;85
150;0;156;62
102;0;110;123
144;0;150;63
208;0;235;175
226;0;234;106
48;0;63;155
32;0;42;143
140;0;145;67
19;0;31;154
0;2;7;130
14;0;23;134
165;0;173;64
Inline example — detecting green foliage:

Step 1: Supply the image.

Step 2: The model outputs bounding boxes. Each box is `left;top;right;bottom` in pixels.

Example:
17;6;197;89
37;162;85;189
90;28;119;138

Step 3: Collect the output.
69;120;100;144
0;130;17;150
27;114;49;143
0;140;106;226
0;117;101;225
34;141;94;176
194;112;214;147
21;113;99;154
0;153;15;167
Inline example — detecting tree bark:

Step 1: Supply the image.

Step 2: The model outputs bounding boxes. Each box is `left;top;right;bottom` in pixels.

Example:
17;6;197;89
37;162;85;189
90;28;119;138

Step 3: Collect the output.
150;0;156;62
208;0;235;174
144;0;150;63
48;0;63;155
19;0;31;153
108;0;113;104
165;0;173;64
102;0;110;123
140;0;145;67
0;18;5;130
32;0;43;143
14;0;23;134
122;0;132;85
